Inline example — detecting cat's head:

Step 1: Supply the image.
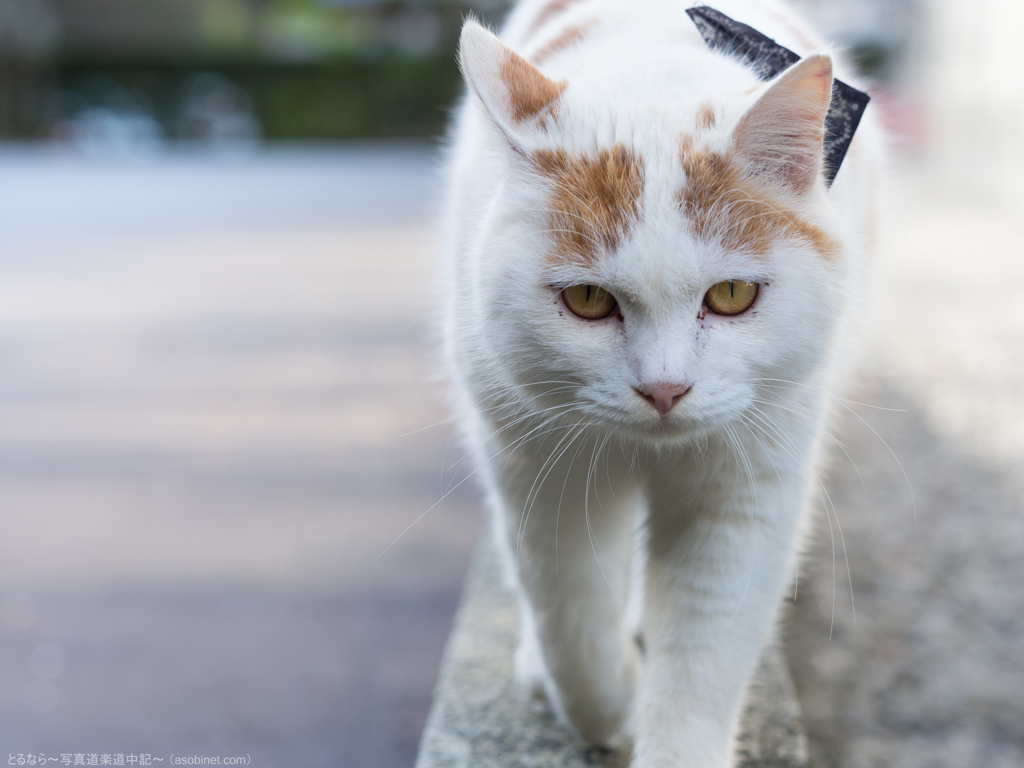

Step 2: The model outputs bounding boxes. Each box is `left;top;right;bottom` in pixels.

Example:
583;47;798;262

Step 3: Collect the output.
455;20;857;445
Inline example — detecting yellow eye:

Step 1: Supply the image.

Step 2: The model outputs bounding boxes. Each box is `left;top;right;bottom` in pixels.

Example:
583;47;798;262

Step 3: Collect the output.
562;284;618;320
704;280;759;316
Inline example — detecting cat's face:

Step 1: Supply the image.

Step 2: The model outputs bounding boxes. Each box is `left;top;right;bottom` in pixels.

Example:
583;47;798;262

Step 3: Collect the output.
457;23;852;446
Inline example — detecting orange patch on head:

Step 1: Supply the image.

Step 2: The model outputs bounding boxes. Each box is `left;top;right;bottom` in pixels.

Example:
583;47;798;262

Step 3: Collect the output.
500;48;567;124
533;145;645;267
530;22;592;64
527;0;587;36
676;136;839;259
696;101;716;132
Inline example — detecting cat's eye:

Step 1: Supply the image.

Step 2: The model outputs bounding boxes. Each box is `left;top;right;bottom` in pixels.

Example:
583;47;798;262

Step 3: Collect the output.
562;284;618;320
704;280;759;316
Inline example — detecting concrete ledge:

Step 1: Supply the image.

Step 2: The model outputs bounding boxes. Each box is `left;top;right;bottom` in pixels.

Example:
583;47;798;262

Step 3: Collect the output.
416;536;809;768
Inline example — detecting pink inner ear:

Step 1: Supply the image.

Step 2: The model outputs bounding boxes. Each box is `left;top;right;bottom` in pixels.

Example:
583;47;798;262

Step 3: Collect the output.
733;54;833;194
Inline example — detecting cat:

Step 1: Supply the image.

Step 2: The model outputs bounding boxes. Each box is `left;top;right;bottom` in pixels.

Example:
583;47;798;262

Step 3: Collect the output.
440;0;880;765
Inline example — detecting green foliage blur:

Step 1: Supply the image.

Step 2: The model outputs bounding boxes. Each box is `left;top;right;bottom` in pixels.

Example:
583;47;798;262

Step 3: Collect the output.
0;0;512;140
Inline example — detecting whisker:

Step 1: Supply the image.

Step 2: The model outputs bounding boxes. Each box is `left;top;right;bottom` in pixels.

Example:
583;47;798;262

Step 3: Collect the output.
744;406;856;632
556;425;593;582
585;432;626;608
375;402;585;565
515;415;593;574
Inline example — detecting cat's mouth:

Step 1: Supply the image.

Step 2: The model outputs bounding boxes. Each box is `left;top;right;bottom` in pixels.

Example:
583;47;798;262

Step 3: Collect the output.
616;407;711;444
620;394;739;444
627;384;707;438
643;414;699;436
570;387;730;444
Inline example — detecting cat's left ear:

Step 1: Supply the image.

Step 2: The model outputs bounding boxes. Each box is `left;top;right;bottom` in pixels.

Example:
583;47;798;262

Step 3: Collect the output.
459;20;566;146
733;54;834;195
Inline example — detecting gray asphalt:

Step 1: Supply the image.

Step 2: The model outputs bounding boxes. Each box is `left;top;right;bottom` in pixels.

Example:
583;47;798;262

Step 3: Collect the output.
788;378;1024;768
0;145;479;768
785;169;1024;768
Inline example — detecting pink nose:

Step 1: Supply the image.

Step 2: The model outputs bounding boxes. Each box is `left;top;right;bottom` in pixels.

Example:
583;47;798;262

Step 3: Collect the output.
635;382;691;416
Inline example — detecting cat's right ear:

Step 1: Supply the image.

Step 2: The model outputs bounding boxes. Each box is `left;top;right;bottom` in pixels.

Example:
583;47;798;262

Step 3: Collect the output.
459;20;566;147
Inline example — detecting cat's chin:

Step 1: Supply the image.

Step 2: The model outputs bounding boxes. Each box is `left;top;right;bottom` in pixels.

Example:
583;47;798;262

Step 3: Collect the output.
616;417;716;447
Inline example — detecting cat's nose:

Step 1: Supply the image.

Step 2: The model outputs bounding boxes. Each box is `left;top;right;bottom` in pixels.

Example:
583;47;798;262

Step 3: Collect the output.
635;382;691;416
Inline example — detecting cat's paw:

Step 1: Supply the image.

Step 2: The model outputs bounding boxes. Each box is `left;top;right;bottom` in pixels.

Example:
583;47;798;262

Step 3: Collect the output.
514;635;548;701
559;639;642;746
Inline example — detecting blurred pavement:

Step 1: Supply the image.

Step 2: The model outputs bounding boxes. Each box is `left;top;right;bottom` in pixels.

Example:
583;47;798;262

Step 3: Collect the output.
786;166;1024;768
0;144;481;768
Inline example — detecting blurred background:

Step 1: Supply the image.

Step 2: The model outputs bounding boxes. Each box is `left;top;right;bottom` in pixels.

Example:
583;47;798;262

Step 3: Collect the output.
0;1;1023;767
0;0;517;145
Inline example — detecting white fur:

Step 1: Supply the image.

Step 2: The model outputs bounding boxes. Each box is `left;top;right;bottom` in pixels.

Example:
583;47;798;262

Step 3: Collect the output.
441;1;880;765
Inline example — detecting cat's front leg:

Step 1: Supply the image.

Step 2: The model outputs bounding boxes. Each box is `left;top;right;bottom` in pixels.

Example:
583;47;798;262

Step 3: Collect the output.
633;455;803;767
487;427;642;746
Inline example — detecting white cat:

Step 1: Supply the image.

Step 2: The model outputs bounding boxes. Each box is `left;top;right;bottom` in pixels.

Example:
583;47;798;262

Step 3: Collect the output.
440;0;879;765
